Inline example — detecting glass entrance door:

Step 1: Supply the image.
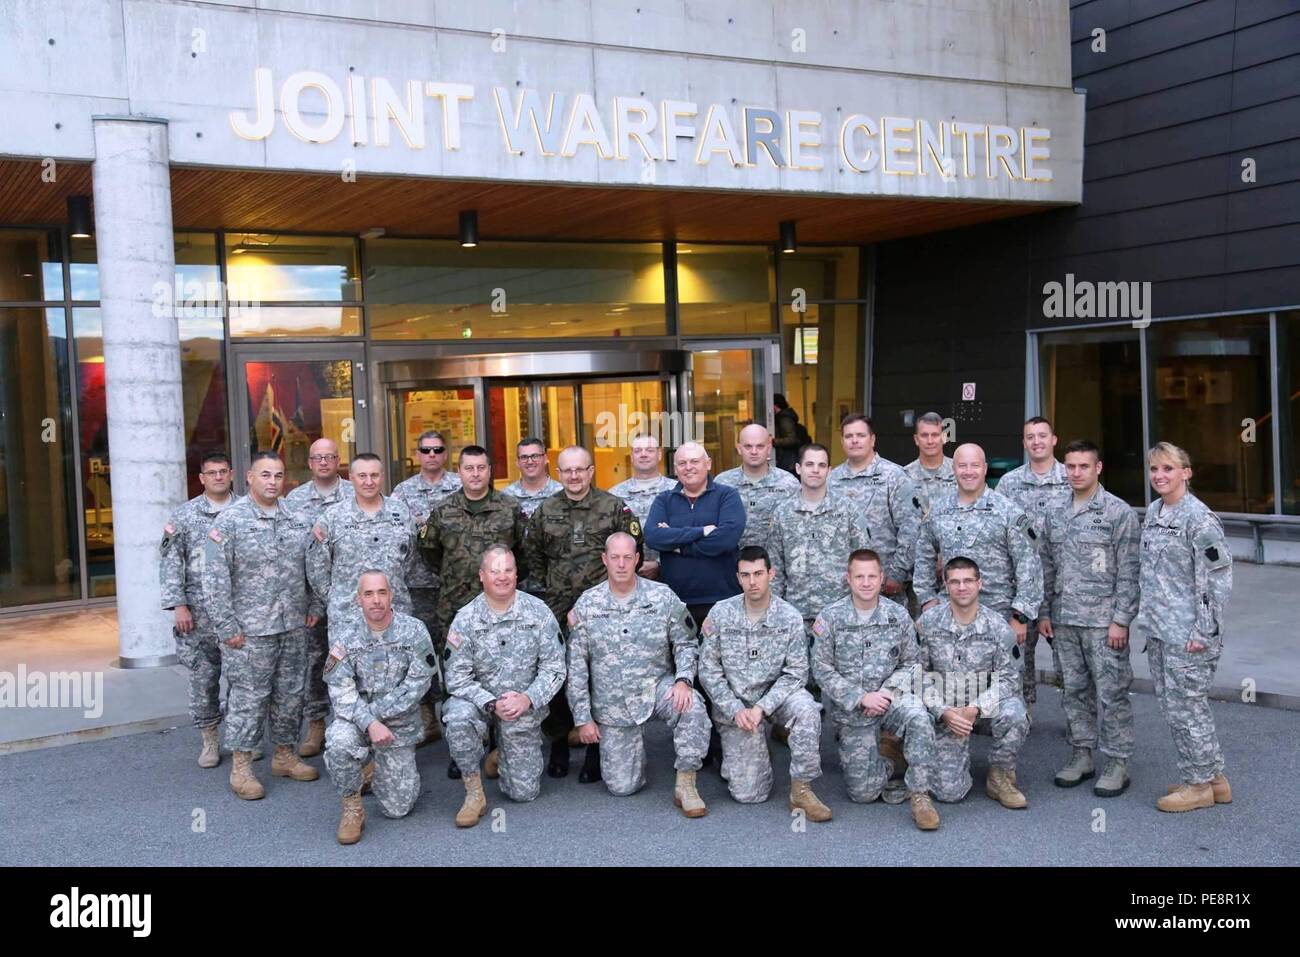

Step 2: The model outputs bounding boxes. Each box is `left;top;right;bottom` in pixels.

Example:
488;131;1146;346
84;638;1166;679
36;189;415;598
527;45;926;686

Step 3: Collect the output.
387;381;483;484
684;343;772;474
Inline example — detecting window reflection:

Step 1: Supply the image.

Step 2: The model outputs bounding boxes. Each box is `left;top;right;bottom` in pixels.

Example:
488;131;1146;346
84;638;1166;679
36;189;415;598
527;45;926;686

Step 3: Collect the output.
677;244;772;335
0;229;64;302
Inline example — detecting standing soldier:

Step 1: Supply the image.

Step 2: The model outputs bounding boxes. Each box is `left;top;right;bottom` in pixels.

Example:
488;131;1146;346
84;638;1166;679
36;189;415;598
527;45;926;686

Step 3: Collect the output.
203;451;323;800
811;550;941;830
714;423;800;549
567;533;711;817
501;437;563;596
418;445;528;777
914;443;1043;695
283;437;354;758
769;443;870;639
608;433;676;579
917;557;1030;810
828;415;919;601
159;451;238;768
324;571;435;845
1039;440;1140;796
443;547;566;828
524;445;642;780
994;417;1071;704
390;430;462;741
903;412;955;522
1136;443;1233;813
698;546;829;820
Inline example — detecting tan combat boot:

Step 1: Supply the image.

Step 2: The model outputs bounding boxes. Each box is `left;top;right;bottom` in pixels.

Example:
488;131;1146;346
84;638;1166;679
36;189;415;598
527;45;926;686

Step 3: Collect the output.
986;767;1028;809
1157;782;1215;813
1167;773;1231;804
229;751;266;800
198;726;221;769
788;779;832;822
674;770;708;818
298;718;326;757
337;793;364;845
484;748;501;779
361;761;374;794
879;730;907;778
456;773;487;828
910;791;940;831
418;701;442;747
271;744;320;781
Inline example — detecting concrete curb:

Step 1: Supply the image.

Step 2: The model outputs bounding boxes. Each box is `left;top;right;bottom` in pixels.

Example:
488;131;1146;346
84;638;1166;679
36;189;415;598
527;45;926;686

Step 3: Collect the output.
0;714;190;756
1033;671;1299;712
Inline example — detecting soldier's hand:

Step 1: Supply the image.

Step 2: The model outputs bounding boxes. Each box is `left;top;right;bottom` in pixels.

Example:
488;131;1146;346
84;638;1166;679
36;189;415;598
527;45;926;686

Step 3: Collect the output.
860;691;892;717
1186;637;1209;653
497;691;531;721
734;705;763;733
1038;617;1054;639
1009;616;1028;644
305;614;320;628
702;524;717;537
638;560;660;579
1107;623;1128;650
668;679;694;714
577;721;601;744
941;707;974;737
173;605;194;634
883;578;903;596
368;720;395;746
224;634;246;649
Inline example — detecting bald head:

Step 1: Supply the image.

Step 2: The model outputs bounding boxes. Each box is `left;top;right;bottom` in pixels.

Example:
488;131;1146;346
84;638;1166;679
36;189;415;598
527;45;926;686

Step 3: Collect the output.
605;531;637;554
736;423;773;472
953;443;988;496
308;437;341;482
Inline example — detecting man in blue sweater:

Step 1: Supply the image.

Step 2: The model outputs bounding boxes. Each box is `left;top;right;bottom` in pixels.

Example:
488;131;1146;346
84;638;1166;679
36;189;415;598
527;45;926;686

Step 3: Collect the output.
645;441;747;767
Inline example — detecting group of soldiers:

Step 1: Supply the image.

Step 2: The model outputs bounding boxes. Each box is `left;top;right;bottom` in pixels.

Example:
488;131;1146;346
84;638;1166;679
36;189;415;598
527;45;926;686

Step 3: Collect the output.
160;411;1234;844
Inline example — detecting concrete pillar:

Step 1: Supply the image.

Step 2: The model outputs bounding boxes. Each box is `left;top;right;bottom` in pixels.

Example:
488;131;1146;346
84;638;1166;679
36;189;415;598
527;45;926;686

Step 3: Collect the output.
90;116;186;668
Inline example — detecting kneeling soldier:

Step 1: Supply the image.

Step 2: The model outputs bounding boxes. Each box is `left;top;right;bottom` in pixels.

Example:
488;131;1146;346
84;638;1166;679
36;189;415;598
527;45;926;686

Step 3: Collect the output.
443;546;565;827
918;557;1030;809
698;546;830;820
324;570;436;844
812;549;940;830
567;532;711;816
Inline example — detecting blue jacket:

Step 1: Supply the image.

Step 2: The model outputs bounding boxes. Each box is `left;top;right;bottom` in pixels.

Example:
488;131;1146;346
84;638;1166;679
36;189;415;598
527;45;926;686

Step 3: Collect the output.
644;477;747;606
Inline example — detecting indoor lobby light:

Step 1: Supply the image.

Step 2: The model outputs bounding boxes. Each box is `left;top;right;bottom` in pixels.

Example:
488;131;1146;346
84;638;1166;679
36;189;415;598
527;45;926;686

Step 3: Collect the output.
459;209;479;248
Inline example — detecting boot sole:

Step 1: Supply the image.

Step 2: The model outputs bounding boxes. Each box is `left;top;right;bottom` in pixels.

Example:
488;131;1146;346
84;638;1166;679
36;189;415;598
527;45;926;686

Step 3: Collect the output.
455;808;486;828
985;789;1028;809
231;787;265;800
1093;778;1130;798
1166;785;1231;804
912;817;940;831
1053;770;1094;788
198;756;220;768
1156;797;1215;813
272;768;320;781
787;800;832;822
674;796;708;818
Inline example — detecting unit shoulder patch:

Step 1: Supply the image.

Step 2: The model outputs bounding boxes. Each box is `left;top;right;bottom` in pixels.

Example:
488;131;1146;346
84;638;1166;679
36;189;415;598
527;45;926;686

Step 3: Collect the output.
207;527;224;543
323;644;346;675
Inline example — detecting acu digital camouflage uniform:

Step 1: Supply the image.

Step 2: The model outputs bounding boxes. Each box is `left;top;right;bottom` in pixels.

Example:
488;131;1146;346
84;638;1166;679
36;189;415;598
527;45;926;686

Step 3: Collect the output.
322;611;436;818
307;495;418;625
1134;491;1232;785
811;595;936;802
828;456;921;586
698;594;821;803
916;602;1029;802
417;487;528;644
283;477;354;723
903;457;955;523
607;474;676;562
768;492;870;632
202;497;322;752
566;578;709;796
391;470;462;636
443;591;566;800
159;492;239;729
501;476;563;594
1041;485;1141;759
713;465;800;549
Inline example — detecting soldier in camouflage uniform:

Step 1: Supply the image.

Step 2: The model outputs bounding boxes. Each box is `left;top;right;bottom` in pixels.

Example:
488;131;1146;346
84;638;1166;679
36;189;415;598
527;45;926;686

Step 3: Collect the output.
914;444;1043;699
443;547;566;827
769;444;870;637
903;412;956;523
203;451;323;800
308;453;418;628
1039;440;1140;796
714;423;799;549
567;533;710;817
324;570;436;844
283;437;354;758
608;433;677;578
698;545;830;820
1137;443;1234;813
811;549;941;830
917;557;1030;809
523;445;642;779
501;437;564;520
828;414;920;599
159;451;238;768
993;418;1072;704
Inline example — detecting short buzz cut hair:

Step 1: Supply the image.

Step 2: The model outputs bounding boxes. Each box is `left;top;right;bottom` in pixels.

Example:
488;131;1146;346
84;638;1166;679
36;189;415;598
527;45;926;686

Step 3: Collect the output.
944;556;981;580
516;436;545;452
737;545;771;569
479;544;516;569
357;569;392;591
797;442;830;464
353;452;382;466
200;451;231;470
1062;438;1100;460
249;450;282;468
915;411;944;433
840;413;874;434
1024;416;1054;432
848;548;882;569
417;429;446;446
460;444;489;461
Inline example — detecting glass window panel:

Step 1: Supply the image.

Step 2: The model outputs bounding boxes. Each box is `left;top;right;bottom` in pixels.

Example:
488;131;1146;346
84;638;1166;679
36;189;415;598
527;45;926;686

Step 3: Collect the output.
69;236;98;301
71;307;114;596
224;234;360;303
0;229;64;301
579;380;668;488
540;385;577;477
0;307;81;606
367;239;666;340
172;233;229;496
174;232;221;307
1038;328;1144;505
677;244;773;335
782;303;861;463
245;359;357;493
777;246;862;301
1278;311;1299;514
692;349;762;474
1150;314;1273;514
488;384;532;487
230;305;362;337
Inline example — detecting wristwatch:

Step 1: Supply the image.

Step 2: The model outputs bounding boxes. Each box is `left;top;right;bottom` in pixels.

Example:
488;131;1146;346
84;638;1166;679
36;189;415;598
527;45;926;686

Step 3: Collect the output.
484;699;497;714
1011;611;1030;625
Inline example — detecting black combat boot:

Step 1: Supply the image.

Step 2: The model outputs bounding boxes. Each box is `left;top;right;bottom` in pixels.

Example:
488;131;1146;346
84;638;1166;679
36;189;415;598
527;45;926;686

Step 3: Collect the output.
547;738;570;778
578;742;602;783
447;759;462;780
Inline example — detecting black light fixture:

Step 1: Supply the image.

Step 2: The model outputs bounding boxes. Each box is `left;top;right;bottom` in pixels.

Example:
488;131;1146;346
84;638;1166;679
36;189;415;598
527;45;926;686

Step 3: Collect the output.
779;219;797;254
459;209;479;248
68;195;93;239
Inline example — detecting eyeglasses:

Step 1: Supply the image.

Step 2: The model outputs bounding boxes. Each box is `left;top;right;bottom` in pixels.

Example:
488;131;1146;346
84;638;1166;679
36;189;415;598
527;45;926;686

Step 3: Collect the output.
308;454;338;462
418;446;446;455
558;466;593;477
201;469;231;477
517;452;545;462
